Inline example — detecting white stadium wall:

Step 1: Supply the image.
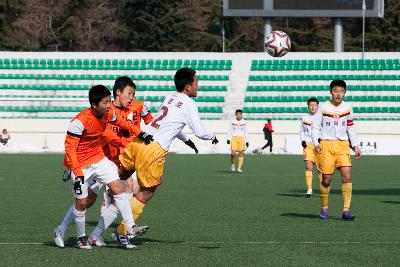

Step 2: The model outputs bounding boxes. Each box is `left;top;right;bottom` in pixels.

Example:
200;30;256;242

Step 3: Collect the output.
0;51;400;154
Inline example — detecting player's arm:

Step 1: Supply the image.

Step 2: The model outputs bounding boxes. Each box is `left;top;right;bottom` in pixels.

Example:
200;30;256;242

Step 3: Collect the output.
300;120;307;148
108;109;141;137
141;102;154;124
102;126;124;148
187;101;218;144
346;108;362;159
177;131;198;154
226;122;232;144
64;119;84;177
311;109;323;153
244;122;249;147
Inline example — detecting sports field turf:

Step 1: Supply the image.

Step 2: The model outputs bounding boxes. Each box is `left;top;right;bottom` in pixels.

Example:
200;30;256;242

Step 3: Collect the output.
0;154;399;266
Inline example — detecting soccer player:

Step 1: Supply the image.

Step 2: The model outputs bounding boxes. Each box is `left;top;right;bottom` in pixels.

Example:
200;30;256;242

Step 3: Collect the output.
53;85;148;249
261;119;273;153
312;80;362;220
300;97;322;197
88;76;199;246
115;67;218;237
227;109;249;173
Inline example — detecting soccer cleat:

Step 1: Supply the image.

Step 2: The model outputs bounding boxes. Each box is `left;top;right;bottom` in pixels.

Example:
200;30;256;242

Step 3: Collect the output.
88;235;107;247
54;226;65;248
342;210;355;221
305;189;313;198
237;169;243;173
230;164;235;172
320;208;329;219
112;232;137;249
128;225;149;240
77;236;92;250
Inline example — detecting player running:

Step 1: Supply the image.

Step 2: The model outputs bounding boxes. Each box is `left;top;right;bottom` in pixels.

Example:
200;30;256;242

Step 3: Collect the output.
227;109;249;173
312;80;362;220
300;97;322;197
53;85;148;249
114;67;218;238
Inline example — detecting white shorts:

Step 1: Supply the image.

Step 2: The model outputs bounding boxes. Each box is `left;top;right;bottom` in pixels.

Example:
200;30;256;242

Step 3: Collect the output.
71;157;119;199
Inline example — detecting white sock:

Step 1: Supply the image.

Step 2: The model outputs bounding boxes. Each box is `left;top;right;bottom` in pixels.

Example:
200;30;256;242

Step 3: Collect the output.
73;207;86;238
59;204;75;232
91;205;118;238
113;193;135;230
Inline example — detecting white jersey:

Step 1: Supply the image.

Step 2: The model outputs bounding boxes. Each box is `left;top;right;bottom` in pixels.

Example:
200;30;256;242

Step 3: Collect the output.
300;113;317;142
312;100;358;147
227;119;248;140
143;92;215;150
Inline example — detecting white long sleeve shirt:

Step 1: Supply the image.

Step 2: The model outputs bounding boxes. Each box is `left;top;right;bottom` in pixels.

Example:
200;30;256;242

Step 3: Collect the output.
311;101;358;147
227;119;248;141
143;92;215;150
300;113;317;142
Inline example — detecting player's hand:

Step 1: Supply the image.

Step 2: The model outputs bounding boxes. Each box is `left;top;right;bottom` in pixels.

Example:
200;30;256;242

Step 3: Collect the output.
62;168;72;182
246;142;249;147
227;140;230;145
301;141;307;148
315;145;322;154
212;137;219;145
138;131;153;144
354;146;362;160
184;139;198;154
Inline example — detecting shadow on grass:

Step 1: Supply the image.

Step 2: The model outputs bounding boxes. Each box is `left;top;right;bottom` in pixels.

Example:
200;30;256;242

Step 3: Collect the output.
276;193;305;198
381;200;400;204
280;212;344;221
289;188;400;196
216;171;235;174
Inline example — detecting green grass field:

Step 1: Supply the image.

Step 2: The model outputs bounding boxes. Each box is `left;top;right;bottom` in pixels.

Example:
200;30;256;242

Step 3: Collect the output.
0;154;399;266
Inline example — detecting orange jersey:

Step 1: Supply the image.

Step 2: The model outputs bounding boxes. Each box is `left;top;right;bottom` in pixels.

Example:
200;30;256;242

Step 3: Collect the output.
64;105;139;177
101;100;153;164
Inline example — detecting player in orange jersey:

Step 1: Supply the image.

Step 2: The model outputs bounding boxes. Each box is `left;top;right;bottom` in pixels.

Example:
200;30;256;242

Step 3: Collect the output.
54;85;149;249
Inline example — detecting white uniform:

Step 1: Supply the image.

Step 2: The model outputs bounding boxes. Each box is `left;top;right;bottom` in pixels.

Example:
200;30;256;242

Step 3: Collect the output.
227;119;249;140
143;92;216;150
300;113;317;143
312;101;358;147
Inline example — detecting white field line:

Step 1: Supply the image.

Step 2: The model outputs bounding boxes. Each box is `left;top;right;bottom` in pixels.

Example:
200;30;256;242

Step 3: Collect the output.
0;241;399;245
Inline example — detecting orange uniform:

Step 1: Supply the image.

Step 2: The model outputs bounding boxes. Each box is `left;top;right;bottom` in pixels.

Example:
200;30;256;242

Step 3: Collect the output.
101;100;153;164
64;105;139;177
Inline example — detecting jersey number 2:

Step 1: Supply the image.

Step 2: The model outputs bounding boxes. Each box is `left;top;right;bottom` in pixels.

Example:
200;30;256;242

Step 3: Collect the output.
151;106;168;129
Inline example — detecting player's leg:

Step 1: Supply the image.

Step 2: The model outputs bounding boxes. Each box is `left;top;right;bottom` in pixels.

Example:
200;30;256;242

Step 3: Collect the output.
230;150;236;172
304;160;314;197
237;150;244;173
117;186;156;235
318;141;335;219
339;166;355;220
268;136;273;152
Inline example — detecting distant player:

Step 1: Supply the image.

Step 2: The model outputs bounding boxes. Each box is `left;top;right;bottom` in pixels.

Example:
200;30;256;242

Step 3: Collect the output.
227;109;249;173
87;77;153;248
312;80;362;220
53;85;148;249
261;119;273;153
115;67;218;237
300;97;322;197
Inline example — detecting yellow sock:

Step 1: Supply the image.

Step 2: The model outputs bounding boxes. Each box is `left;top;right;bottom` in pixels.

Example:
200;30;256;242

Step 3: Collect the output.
117;196;146;235
238;156;244;170
305;170;313;189
319;184;330;209
342;182;352;211
318;172;322;184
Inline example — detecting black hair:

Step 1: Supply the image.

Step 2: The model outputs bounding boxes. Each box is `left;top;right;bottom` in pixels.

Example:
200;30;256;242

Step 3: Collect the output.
113;76;136;98
267;119;271;122
174;68;196;92
307;97;319;105
89;85;111;105
330;80;347;91
235;109;243;114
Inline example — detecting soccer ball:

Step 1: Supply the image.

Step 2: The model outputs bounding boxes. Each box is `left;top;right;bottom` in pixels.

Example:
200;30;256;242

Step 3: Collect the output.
264;31;291;57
